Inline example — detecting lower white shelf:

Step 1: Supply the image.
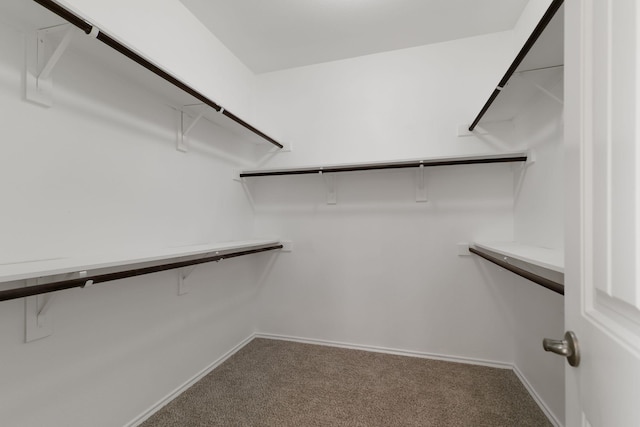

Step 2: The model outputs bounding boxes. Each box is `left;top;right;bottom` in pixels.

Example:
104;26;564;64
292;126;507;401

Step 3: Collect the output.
1;239;283;341
473;241;564;273
470;241;564;296
0;239;282;287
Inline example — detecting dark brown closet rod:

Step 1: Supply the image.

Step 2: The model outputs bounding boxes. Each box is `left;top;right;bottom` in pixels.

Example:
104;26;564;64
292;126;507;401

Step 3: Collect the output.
240;155;527;177
32;0;284;149
0;244;283;303
468;0;564;131
469;247;564;295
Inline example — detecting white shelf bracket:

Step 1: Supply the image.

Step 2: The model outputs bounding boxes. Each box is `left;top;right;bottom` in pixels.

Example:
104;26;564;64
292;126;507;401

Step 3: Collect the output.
177;106;208;152
320;170;337;204
515;73;564;105
25;278;54;342
513;150;536;199
415;164;428;202
26;24;75;107
178;266;197;295
36;294;56;327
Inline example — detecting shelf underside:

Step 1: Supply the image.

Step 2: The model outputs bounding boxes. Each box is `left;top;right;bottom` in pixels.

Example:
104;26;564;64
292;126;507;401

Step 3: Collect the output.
472;1;564;128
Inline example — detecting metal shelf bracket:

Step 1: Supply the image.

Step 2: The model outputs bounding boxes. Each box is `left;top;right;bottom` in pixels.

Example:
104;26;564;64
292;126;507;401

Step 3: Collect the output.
26;24;75;107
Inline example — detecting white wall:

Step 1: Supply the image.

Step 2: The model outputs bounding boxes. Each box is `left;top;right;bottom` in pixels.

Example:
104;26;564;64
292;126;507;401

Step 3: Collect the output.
250;32;521;364
513;0;554;49
253;31;519;167
0;11;268;427
252;166;517;362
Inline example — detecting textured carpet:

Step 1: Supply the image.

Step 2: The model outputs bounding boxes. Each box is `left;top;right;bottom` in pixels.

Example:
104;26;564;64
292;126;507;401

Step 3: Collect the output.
141;338;552;426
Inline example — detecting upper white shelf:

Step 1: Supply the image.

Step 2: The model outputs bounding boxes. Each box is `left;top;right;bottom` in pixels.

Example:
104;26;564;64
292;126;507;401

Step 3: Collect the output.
240;152;528;178
470;0;564;129
473;241;564;273
0;239;280;284
8;0;283;150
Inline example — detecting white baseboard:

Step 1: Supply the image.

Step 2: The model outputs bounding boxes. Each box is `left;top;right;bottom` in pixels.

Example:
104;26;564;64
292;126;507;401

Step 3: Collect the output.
125;334;255;427
254;332;513;369
126;332;561;427
512;365;564;427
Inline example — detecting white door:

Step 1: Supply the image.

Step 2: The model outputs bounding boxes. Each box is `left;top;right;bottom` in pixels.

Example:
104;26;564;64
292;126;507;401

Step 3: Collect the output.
564;0;640;426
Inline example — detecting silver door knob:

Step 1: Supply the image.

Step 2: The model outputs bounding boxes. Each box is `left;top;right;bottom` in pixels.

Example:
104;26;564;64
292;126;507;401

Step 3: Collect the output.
543;331;580;367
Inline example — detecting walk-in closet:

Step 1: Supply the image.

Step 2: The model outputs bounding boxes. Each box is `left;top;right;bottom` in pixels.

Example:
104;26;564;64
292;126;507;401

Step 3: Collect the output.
1;0;639;426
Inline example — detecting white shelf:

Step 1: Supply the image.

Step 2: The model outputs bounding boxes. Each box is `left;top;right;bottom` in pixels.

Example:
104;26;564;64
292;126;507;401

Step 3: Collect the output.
2;1;283;151
0;239;280;284
472;241;564;273
240;152;528;177
472;2;564;127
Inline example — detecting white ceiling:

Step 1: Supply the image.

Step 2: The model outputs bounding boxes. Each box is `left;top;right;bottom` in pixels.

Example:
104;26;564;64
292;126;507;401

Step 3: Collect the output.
180;0;530;74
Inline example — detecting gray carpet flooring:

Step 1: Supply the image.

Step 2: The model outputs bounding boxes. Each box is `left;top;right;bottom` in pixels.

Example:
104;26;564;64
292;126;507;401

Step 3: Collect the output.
141;338;552;426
